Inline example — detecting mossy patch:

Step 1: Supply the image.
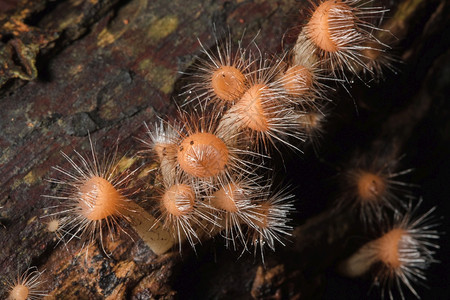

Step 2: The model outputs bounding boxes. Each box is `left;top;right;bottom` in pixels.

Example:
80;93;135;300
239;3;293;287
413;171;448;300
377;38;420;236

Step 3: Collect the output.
147;15;179;42
138;58;176;94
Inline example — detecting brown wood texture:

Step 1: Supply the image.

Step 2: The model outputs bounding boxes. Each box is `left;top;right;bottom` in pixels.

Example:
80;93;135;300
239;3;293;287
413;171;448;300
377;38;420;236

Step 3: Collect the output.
1;0;449;299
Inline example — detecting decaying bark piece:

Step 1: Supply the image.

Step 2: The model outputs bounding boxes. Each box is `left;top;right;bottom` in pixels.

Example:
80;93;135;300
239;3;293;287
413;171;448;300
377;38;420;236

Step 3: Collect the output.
0;0;449;299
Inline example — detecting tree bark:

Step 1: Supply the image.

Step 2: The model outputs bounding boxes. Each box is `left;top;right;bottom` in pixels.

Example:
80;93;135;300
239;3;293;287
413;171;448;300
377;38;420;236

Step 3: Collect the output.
1;0;449;299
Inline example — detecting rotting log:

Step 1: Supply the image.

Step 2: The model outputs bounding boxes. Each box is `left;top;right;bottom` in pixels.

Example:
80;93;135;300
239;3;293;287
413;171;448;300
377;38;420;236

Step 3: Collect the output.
0;0;449;299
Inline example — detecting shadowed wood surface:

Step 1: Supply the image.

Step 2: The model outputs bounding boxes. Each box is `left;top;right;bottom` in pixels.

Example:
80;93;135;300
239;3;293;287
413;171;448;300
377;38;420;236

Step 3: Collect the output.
1;0;449;299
